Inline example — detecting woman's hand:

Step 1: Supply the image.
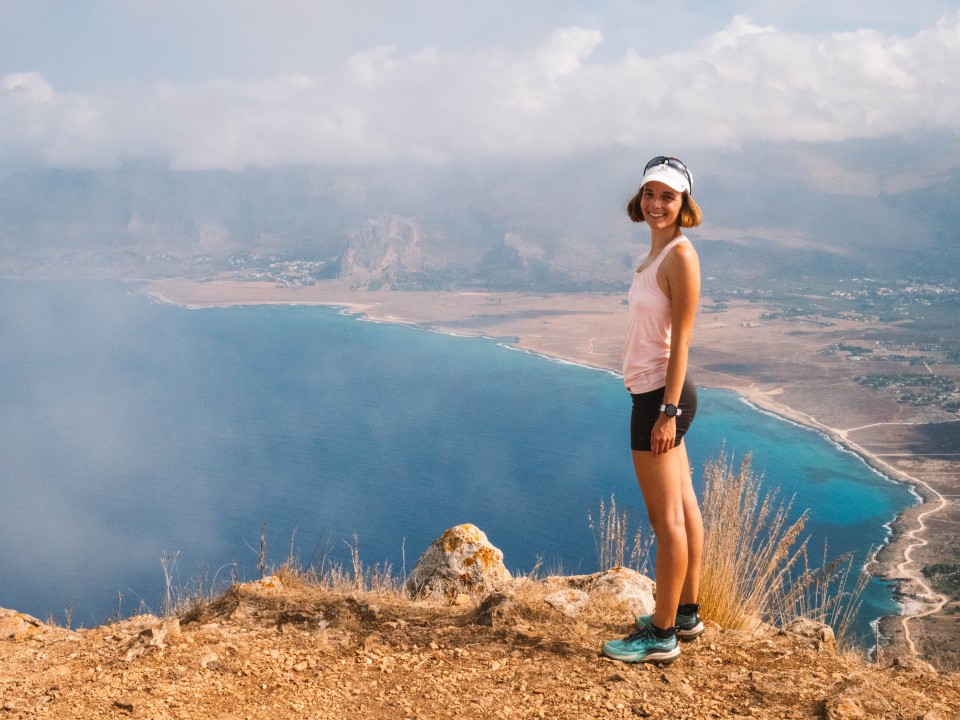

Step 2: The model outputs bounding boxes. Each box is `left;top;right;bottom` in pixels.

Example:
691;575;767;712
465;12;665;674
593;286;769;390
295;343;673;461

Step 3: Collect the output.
650;414;676;456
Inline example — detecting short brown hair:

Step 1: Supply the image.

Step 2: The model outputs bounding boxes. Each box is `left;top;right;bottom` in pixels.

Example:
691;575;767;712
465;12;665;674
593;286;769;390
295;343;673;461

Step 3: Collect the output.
627;190;703;228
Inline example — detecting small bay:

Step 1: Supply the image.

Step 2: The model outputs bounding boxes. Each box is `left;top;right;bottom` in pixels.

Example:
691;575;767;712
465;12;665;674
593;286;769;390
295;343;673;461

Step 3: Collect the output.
0;280;914;643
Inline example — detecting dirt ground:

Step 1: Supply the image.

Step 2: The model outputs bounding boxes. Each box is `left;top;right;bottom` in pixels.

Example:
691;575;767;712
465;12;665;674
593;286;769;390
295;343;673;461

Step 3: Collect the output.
3;578;960;720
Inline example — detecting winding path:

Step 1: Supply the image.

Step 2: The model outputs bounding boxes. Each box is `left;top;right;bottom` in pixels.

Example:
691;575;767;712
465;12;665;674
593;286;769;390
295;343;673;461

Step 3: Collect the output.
742;392;951;656
839;425;950;654
884;478;949;654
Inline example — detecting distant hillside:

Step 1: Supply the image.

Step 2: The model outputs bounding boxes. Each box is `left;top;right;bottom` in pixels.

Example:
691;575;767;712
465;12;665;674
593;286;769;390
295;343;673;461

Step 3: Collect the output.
1;148;956;287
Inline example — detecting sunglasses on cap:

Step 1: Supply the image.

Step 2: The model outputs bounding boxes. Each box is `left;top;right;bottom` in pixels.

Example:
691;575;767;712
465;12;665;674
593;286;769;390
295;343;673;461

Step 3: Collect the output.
644;156;693;195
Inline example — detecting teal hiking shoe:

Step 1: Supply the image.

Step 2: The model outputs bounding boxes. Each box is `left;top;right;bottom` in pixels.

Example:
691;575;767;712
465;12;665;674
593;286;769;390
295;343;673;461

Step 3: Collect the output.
635;607;704;641
602;625;680;664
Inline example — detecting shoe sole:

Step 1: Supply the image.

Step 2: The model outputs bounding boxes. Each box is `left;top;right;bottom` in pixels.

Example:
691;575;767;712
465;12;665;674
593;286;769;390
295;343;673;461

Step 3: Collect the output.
602;645;681;664
677;622;704;641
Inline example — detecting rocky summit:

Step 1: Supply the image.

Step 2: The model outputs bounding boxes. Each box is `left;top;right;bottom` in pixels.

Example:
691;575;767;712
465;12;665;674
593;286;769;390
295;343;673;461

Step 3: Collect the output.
2;525;960;719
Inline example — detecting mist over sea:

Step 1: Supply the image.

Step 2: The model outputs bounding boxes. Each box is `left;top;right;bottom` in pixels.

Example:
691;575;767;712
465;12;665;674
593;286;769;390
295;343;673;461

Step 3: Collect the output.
0;280;914;643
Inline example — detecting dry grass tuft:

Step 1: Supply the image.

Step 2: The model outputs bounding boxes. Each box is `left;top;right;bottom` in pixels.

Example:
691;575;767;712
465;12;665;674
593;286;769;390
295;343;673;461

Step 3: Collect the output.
698;447;868;650
698;448;809;633
588;495;653;574
164;448;869;653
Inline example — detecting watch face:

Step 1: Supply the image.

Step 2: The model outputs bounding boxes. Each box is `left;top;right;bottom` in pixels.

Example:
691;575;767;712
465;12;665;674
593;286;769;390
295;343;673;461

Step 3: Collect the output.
663;404;678;417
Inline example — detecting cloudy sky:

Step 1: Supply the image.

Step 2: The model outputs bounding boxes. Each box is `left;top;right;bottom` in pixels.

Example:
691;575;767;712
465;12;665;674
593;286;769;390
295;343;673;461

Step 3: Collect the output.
3;0;960;187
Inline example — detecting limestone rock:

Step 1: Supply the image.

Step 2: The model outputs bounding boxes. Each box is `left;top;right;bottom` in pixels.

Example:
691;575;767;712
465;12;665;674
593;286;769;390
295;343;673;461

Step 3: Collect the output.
782;617;837;653
544;589;591;617
583;567;656;616
237;575;284;593
824;686;897;719
824;696;866;719
471;591;517;626
889;655;937;675
123;619;182;661
0;608;45;640
337;216;432;283
407;524;512;598
545;567;656;617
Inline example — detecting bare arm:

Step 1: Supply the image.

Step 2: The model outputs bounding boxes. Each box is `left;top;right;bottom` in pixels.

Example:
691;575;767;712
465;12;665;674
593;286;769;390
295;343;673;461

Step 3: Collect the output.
650;242;701;456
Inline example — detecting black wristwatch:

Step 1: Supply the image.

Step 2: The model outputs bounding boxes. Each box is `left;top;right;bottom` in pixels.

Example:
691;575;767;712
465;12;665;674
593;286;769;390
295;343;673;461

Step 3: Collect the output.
660;403;682;418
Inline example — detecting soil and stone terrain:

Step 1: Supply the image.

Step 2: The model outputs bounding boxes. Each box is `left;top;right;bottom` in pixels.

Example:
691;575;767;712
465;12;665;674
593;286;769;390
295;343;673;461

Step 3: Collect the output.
5;524;960;720
3;575;959;720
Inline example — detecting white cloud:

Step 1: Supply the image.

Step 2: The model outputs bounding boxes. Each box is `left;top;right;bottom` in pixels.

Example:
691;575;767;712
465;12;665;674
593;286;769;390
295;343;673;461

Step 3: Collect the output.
3;72;58;103
0;72;107;167
533;26;603;83
3;12;960;171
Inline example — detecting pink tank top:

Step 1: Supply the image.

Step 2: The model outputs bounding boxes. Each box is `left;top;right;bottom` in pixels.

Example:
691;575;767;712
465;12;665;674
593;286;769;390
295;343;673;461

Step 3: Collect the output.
622;236;690;394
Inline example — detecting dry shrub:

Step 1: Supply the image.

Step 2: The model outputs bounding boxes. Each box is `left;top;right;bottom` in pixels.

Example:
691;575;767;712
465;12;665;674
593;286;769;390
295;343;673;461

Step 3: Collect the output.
293;532;403;597
785;542;871;650
588;495;653;573
698;449;808;633
698;448;868;650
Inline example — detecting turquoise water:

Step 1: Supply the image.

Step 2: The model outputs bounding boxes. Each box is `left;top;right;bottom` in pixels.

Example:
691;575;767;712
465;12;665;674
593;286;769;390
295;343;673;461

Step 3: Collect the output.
0;280;914;643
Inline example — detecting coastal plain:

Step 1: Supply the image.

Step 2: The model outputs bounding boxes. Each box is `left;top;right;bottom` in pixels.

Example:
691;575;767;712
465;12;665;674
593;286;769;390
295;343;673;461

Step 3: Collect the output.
145;277;960;665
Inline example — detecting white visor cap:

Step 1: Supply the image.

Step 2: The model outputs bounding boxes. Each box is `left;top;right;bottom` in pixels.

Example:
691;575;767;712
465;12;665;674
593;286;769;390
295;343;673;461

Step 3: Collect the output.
641;162;691;194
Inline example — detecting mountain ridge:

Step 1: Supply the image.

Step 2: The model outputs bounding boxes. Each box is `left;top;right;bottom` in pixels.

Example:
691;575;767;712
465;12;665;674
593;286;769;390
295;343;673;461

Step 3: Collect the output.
2;153;957;288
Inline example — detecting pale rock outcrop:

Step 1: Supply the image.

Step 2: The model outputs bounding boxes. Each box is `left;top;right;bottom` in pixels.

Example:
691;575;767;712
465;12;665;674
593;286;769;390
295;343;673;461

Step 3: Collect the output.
337;215;429;282
470;566;656;624
889;655;937;675
236;575;284;594
407;524;512;597
0;609;46;640
123;619;183;662
472;591;517;626
544;588;591;617
782;616;837;653
542;567;656;618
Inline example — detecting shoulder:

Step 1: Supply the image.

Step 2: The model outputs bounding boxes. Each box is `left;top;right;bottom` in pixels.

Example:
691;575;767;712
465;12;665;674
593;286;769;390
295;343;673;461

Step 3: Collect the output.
664;238;700;273
660;238;700;301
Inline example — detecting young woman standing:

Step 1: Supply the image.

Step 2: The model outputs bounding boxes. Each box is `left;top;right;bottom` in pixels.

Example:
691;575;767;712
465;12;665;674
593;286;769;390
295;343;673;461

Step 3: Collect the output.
602;156;704;664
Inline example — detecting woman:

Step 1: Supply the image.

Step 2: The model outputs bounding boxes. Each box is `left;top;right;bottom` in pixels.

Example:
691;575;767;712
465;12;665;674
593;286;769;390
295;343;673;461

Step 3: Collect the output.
602;156;704;664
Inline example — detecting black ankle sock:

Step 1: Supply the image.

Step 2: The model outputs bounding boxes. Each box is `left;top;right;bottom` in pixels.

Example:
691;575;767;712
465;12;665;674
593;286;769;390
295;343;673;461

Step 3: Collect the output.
678;603;700;615
650;623;677;639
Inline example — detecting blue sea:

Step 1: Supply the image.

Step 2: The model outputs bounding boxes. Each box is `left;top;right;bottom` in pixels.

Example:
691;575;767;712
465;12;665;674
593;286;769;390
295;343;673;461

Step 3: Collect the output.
0;280;915;644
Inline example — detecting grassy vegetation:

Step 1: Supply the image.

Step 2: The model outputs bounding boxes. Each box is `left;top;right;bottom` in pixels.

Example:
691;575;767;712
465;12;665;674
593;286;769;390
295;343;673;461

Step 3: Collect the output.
149;447;868;654
697;450;807;633
590;448;868;650
588;495;653;575
698;449;867;649
922;563;960;596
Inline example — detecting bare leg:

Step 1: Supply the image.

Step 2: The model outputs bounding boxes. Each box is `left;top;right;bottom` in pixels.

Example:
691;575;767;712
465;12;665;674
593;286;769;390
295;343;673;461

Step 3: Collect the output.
677;443;703;605
633;440;700;629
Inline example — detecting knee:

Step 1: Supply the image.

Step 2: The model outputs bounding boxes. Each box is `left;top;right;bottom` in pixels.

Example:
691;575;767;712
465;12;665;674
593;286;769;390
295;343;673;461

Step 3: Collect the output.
649;510;687;542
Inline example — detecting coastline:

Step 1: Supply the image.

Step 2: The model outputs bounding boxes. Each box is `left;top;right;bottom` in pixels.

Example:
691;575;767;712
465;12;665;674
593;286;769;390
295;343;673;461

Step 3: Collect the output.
141;277;957;655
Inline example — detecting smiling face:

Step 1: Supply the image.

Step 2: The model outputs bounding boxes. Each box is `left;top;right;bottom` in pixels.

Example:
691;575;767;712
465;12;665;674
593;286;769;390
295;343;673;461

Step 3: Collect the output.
639;180;683;232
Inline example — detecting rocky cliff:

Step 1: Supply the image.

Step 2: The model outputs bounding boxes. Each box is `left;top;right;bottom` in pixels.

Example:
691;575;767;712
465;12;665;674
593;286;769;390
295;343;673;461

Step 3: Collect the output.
336;215;437;284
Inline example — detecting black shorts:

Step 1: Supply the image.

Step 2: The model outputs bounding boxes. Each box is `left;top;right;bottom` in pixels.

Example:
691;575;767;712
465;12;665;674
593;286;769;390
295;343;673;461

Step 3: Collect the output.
630;377;698;452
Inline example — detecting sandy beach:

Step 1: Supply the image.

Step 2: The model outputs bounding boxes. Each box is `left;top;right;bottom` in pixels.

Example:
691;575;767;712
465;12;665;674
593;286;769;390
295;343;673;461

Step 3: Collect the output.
143;277;960;659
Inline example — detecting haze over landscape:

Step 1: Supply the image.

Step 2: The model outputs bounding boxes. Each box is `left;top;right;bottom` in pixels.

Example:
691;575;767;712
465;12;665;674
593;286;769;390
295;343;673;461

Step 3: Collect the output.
2;1;960;283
